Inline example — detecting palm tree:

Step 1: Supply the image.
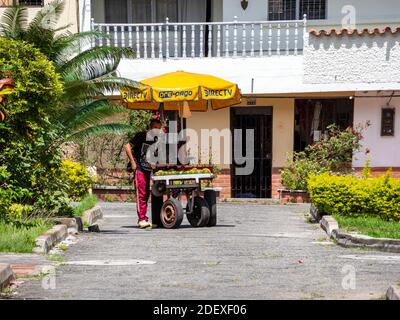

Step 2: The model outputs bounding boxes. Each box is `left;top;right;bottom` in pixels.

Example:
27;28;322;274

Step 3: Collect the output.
0;0;141;143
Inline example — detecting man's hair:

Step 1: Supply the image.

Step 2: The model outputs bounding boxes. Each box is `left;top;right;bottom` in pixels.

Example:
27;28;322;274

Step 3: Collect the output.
149;118;162;127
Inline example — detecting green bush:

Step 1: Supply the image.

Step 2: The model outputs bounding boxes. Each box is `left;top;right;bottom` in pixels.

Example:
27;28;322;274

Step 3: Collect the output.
308;173;400;222
281;124;366;191
0;37;68;218
281;153;329;191
61;160;96;200
73;194;98;217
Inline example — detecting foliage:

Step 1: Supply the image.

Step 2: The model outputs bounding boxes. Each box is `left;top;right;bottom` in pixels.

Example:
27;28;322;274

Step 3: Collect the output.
333;214;400;240
72;194;98;217
280;153;330;191
0;218;52;253
0;37;71;219
308;172;400;222
61;160;96;201
0;0;140;144
281;124;366;191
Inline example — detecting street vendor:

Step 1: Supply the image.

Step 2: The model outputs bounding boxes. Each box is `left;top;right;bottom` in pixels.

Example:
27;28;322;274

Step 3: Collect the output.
124;118;162;229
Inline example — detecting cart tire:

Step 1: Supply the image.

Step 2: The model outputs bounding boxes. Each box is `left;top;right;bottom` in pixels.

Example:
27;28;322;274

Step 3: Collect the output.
186;196;210;228
160;198;184;229
204;190;217;227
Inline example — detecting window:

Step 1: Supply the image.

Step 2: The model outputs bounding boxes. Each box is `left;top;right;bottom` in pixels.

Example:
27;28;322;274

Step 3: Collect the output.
300;0;326;20
0;0;43;6
104;0;177;24
268;0;296;21
268;0;326;21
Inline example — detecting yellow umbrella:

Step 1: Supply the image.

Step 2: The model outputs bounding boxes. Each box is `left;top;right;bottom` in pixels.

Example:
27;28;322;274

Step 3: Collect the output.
121;71;241;113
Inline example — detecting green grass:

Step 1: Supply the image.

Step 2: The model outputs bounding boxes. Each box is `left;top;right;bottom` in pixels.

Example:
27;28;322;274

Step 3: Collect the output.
73;194;98;217
0;219;52;253
334;214;400;239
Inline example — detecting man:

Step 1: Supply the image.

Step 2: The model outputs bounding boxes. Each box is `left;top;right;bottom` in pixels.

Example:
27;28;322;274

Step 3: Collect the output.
124;119;162;229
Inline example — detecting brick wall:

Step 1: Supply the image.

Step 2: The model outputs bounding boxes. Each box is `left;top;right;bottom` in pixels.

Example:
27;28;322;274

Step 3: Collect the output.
213;169;232;199
272;168;283;199
353;167;400;178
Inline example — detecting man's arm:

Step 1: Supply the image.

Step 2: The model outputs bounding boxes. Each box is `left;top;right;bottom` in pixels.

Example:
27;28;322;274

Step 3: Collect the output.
124;143;137;171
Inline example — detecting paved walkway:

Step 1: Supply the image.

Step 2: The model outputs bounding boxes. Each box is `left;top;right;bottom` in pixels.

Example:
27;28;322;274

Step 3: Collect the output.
10;203;400;300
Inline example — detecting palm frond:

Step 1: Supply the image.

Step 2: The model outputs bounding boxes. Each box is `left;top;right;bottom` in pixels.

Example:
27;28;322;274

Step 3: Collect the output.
63;77;142;102
28;0;65;32
63;100;127;132
52;31;112;66
60;46;135;82
67;123;132;143
0;6;28;38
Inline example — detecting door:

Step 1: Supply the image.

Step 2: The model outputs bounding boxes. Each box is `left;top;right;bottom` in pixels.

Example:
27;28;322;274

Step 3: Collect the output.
231;107;273;198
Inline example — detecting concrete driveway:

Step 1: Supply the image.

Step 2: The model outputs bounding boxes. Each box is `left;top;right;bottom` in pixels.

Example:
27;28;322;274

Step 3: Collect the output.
11;202;400;300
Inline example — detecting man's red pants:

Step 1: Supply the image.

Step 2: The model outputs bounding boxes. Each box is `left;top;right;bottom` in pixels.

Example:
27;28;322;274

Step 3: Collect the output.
134;170;151;222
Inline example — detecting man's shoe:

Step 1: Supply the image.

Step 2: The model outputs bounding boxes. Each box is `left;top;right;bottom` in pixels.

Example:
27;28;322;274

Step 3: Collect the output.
138;220;152;229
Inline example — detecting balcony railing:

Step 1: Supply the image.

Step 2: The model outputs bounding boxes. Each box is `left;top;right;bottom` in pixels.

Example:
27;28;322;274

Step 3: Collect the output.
91;16;307;59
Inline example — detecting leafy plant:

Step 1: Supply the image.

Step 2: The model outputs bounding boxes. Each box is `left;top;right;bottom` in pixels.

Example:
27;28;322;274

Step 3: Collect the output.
0;0;141;144
60;160;96;201
308;172;400;222
281;124;367;191
72;194;98;217
0;37;69;219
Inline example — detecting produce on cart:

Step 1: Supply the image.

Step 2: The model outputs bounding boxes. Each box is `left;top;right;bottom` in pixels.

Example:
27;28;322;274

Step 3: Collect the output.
151;166;217;229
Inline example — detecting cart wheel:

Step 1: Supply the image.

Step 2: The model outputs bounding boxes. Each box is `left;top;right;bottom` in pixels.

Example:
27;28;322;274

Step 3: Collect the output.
186;196;210;228
204;190;217;227
160;198;184;229
152;181;166;197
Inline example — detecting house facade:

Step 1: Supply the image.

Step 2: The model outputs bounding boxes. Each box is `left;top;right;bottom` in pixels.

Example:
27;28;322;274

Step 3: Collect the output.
9;0;400;199
79;0;400;199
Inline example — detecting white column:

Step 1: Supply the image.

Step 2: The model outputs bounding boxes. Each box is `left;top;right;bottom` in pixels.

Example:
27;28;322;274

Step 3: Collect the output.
79;0;92;32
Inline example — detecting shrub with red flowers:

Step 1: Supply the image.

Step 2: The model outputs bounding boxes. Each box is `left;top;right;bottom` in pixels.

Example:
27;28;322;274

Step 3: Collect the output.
281;123;369;191
304;123;367;172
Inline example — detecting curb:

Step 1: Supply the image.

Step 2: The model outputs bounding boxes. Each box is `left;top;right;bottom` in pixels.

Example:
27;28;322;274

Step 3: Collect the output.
52;217;80;233
386;284;400;300
332;229;400;253
33;225;68;254
310;205;400;253
0;264;15;290
82;205;103;227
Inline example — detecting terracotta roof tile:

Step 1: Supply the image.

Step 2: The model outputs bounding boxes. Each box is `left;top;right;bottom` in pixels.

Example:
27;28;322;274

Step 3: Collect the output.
309;27;400;37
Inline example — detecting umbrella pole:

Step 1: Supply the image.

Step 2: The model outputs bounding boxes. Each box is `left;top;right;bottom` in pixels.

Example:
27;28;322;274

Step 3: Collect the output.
160;103;165;123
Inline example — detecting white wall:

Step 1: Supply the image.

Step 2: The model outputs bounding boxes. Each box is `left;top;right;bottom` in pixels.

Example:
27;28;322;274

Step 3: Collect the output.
326;0;400;24
304;32;400;85
222;0;400;25
353;93;400;168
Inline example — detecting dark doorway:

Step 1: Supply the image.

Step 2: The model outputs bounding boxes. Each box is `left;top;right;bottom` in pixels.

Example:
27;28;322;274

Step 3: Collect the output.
294;98;354;152
231;107;273;198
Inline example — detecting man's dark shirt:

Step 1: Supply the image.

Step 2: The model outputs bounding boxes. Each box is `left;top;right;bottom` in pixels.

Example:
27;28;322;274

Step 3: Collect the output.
130;131;156;172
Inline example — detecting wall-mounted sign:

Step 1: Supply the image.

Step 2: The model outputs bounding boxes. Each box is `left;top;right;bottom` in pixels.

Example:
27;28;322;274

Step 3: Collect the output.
246;98;256;106
381;107;395;136
241;0;248;10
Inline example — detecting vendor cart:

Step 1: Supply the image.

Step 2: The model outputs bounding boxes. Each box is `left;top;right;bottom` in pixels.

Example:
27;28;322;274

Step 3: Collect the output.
121;70;241;230
151;169;217;229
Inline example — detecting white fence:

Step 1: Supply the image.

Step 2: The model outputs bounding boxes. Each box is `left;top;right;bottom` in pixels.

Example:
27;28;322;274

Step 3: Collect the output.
91;16;307;59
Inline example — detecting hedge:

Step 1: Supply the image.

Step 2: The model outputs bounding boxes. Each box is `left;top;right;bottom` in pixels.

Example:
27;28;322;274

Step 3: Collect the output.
308;173;400;222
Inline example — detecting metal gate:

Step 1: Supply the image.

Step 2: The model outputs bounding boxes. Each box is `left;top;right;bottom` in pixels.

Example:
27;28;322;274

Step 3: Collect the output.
231;107;273;198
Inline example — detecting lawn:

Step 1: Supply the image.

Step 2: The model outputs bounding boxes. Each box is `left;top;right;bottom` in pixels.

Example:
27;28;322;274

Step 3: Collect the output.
333;214;400;239
72;194;98;217
0;220;52;253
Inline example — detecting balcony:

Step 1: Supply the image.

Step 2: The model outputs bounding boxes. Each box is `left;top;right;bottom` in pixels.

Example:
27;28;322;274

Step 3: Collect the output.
91;17;307;59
